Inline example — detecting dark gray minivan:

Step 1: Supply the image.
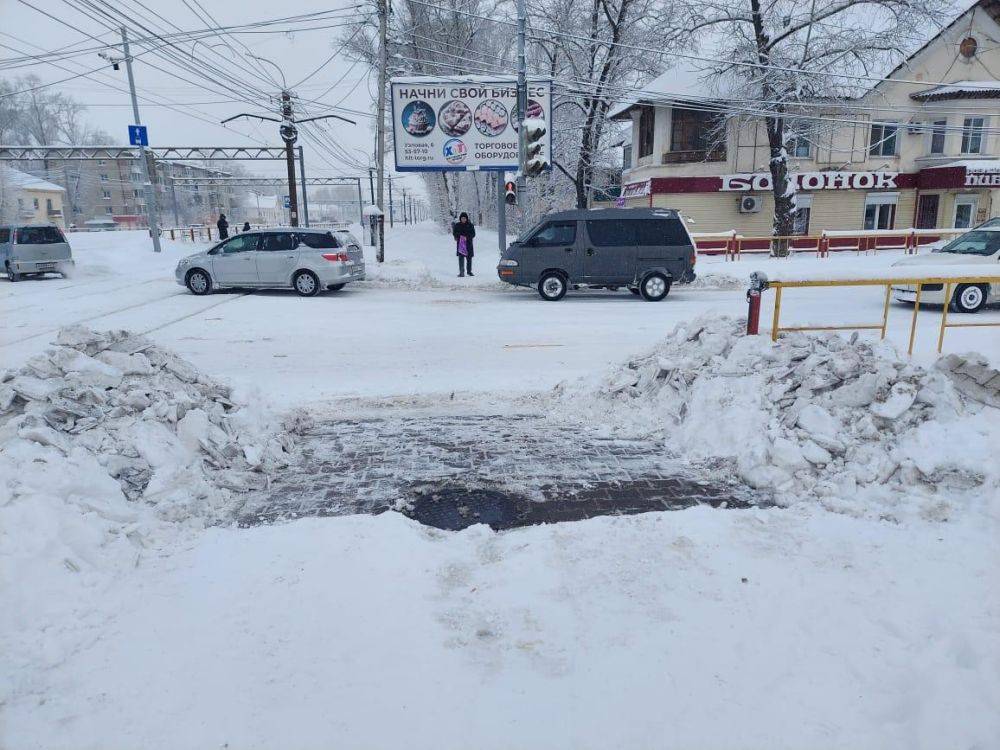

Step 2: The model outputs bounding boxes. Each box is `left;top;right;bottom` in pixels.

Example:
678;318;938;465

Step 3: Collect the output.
497;208;696;301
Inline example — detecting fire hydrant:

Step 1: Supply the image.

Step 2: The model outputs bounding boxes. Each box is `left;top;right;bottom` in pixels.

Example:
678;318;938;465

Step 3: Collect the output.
746;272;769;335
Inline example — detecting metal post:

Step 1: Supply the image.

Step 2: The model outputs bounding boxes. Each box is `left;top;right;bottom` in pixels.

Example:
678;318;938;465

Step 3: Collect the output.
375;0;387;262
356;178;364;226
368;168;375;204
169;176;180;226
121;27;162;253
281;92;299;227
298;145;309;227
497;171;506;254
387;177;394;227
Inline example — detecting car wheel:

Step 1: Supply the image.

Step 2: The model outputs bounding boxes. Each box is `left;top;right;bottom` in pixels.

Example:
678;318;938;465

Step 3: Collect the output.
538;271;567;301
327;283;345;292
294;270;320;297
639;272;670;301
950;283;988;314
185;268;212;295
6;263;20;282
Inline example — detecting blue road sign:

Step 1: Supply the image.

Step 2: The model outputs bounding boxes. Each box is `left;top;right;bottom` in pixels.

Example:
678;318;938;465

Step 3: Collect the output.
128;125;148;146
283;195;291;208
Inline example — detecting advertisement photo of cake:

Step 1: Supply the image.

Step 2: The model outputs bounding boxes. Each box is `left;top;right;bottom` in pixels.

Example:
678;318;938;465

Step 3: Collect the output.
511;98;545;130
438;100;472;136
401;100;436;137
473;99;509;137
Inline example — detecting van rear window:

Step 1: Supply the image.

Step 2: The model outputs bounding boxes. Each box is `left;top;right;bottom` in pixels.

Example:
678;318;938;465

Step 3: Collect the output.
297;232;339;249
16;226;65;244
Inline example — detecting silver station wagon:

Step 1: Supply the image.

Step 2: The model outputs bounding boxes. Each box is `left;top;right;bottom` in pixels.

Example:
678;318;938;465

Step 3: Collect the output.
176;227;365;297
1;224;75;281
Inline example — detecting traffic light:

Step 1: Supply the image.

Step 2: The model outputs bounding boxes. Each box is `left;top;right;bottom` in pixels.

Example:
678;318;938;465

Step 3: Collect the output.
522;119;549;177
504;180;517;206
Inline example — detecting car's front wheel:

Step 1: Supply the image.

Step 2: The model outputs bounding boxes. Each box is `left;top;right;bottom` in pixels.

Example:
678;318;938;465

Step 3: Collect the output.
951;283;989;314
293;270;320;297
185;268;212;295
538;271;567;301
639;272;670;301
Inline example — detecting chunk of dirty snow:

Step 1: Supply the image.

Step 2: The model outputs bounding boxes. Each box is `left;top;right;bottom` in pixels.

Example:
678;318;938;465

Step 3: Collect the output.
871;383;916;420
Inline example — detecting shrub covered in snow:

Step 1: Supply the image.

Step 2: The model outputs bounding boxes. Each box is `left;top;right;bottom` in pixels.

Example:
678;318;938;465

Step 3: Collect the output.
565;315;1000;521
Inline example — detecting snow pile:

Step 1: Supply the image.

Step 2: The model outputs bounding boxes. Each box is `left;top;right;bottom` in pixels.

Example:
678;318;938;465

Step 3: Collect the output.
0;325;300;527
567;315;1000;520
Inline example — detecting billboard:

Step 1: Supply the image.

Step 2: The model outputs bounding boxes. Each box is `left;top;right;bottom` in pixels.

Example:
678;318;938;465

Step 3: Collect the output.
390;76;552;172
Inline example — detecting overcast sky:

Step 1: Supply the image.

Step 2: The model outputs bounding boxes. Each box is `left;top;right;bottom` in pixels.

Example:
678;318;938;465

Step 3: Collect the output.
2;0;426;198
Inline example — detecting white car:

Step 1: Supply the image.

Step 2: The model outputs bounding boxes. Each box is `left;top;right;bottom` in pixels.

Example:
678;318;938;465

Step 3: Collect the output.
892;226;1000;313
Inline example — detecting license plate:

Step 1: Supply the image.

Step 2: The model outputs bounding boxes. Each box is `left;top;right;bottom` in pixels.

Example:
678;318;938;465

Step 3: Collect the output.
37;263;55;270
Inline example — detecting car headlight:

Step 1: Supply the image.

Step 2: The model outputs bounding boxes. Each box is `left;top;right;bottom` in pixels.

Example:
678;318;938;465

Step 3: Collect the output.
498;259;519;267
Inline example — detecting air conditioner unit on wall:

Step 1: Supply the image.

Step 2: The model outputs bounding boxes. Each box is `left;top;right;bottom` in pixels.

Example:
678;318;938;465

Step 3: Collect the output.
739;195;763;213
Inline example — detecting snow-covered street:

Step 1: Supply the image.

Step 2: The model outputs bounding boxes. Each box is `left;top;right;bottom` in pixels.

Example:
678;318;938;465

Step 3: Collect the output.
2;224;999;750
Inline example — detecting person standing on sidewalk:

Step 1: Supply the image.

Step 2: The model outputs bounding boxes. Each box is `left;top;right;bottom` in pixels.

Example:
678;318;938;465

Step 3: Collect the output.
216;213;229;240
453;212;475;277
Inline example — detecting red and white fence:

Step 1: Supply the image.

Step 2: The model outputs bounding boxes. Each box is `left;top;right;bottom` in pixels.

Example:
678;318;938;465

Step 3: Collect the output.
692;228;967;260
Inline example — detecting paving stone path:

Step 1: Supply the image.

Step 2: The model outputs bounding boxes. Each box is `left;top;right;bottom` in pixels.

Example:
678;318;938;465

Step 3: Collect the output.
239;414;765;530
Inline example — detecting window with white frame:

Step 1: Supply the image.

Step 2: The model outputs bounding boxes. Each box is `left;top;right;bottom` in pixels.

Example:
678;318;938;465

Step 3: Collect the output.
102;190;111;200
787;122;813;158
929;119;947;154
792;194;812;235
869;123;898;156
637;107;655;159
100;173;109;182
105;206;113;214
953;194;979;228
961;117;985;154
863;192;897;230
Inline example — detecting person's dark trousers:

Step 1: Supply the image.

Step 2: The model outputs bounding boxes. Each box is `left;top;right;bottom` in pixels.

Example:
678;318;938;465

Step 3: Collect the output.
458;255;472;276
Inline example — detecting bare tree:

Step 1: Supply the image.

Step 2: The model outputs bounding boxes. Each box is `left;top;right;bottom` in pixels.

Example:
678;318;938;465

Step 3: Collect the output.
531;0;681;208
675;0;951;254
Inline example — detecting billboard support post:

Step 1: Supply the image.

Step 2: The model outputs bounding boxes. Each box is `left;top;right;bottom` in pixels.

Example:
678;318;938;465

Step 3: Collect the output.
497;170;506;254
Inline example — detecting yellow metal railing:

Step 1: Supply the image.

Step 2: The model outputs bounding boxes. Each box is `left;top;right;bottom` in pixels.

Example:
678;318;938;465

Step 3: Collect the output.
765;275;1000;354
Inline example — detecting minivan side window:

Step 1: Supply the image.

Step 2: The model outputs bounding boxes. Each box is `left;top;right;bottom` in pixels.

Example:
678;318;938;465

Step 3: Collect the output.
635;218;690;246
259;233;297;252
530;222;576;246
586;220;634;246
296;232;339;249
220;235;258;253
0;229;9;243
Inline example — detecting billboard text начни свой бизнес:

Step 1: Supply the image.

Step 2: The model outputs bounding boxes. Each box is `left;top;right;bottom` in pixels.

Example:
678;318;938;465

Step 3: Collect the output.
390;77;552;172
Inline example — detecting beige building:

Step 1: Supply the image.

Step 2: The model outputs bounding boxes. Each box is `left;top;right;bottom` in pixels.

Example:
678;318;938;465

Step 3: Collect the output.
0;166;67;228
609;0;1000;235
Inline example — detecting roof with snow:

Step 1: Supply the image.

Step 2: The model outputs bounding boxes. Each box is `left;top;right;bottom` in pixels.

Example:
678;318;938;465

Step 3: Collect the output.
609;60;727;120
910;79;1000;100
1;166;65;193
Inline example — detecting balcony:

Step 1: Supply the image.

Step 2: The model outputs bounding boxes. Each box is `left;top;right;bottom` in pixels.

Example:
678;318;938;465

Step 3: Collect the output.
662;147;726;164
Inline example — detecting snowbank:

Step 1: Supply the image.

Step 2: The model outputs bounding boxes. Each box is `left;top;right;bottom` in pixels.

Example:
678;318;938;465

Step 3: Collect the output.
561;315;1000;521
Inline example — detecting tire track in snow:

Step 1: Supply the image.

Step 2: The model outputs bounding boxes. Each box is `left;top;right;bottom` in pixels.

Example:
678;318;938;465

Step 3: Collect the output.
0;291;248;348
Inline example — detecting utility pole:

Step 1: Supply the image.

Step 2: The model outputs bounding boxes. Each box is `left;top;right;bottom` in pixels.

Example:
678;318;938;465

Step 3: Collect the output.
121;27;162;252
515;0;533;227
170;176;180;226
280;92;300;227
375;0;388;262
387;177;394;227
297;145;309;227
368;168;375;203
401;188;407;225
497;171;506;253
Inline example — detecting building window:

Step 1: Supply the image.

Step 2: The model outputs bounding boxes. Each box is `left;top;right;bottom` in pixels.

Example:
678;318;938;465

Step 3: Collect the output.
17;198;23;210
46;198;53;212
33;198;39;210
100;173;109;182
106;206;113;214
864;193;897;230
954;194;979;228
622;143;632;169
961;117;985;154
637;107;654;159
98;160;106;166
102;190;111;200
869;123;898;156
665;108;725;162
929;120;947;154
792;195;812;235
787;122;812;158
916;194;939;229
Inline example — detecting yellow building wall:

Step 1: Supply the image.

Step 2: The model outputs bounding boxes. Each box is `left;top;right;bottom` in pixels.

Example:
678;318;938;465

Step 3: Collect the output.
19;188;67;229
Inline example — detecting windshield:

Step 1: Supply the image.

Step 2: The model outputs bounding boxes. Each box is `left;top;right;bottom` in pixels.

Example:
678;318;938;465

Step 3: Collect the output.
16;226;65;244
937;230;1000;256
516;220;544;243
